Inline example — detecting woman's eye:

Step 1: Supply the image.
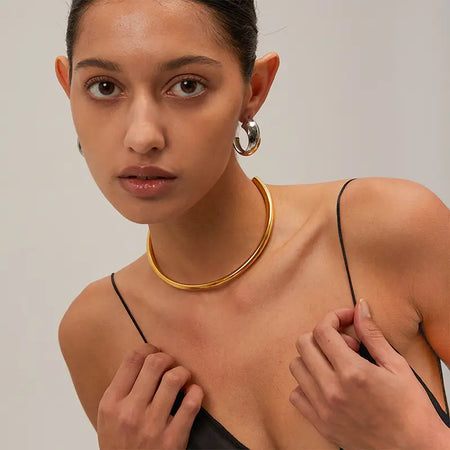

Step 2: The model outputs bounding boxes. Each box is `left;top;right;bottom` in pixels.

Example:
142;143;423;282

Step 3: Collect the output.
170;79;205;98
88;81;122;99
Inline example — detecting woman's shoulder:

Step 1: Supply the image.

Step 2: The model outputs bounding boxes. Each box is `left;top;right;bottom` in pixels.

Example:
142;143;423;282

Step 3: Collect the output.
319;177;448;253
59;257;147;359
289;177;448;333
59;255;146;337
285;177;448;353
59;274;119;345
274;176;448;284
274;175;445;202
276;176;448;234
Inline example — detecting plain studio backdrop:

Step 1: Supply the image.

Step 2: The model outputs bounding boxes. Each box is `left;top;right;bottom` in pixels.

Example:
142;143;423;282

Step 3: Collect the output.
1;1;448;448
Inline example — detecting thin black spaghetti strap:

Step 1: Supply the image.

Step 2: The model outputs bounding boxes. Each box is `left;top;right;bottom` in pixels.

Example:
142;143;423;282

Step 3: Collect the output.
419;324;450;418
336;178;358;306
110;273;148;343
437;362;450;420
412;366;450;426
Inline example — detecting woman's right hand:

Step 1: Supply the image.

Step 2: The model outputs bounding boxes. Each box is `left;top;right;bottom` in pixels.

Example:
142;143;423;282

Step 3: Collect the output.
97;343;204;450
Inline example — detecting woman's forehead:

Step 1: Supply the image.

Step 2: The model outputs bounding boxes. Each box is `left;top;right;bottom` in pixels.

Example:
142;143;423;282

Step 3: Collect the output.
73;0;232;64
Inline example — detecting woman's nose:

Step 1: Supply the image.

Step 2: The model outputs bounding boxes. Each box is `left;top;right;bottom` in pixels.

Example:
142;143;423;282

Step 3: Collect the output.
123;98;166;154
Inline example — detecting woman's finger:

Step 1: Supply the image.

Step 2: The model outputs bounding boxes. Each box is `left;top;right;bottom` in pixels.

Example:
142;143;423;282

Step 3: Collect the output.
312;309;359;371
341;333;360;352
289;356;325;410
289;386;323;431
353;299;399;369
128;352;176;409
105;343;160;400
168;384;204;440
149;366;192;427
295;333;334;392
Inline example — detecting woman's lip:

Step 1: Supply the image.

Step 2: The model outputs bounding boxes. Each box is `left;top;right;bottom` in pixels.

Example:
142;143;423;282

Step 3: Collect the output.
119;177;176;197
118;165;177;179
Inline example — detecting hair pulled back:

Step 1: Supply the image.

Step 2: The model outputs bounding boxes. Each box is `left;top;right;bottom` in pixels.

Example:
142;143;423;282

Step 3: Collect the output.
66;0;258;81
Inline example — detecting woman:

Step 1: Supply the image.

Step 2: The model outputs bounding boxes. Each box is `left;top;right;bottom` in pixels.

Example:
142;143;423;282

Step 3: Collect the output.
55;0;449;448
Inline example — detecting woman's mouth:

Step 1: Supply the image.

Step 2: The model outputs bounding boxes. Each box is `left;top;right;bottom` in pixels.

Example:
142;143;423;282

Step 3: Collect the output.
118;166;177;197
118;165;177;179
119;176;177;198
126;176;167;180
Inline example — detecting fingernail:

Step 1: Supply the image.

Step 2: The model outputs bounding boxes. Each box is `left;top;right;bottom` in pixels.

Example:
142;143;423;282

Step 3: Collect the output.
359;299;371;318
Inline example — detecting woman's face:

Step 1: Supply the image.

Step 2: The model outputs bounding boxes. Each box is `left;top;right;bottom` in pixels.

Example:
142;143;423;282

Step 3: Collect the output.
65;0;250;224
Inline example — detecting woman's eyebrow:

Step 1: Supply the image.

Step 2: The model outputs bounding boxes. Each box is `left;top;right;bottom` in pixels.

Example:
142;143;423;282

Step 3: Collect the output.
159;55;222;71
74;55;222;73
75;58;121;72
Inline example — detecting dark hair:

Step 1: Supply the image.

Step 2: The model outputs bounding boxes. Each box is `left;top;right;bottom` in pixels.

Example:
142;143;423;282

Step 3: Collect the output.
66;0;258;82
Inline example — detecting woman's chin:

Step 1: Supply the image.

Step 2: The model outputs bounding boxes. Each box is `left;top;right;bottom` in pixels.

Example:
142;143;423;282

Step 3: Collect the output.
110;202;183;226
116;210;170;226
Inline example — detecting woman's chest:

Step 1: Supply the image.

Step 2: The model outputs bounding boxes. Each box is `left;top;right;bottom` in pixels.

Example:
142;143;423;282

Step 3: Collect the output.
134;266;354;448
152;299;336;448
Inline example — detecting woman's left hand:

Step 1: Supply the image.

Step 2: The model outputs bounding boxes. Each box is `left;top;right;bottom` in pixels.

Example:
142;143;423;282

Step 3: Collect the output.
289;299;449;450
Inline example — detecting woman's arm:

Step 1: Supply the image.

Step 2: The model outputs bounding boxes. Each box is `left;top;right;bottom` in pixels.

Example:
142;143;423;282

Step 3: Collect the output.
403;183;449;367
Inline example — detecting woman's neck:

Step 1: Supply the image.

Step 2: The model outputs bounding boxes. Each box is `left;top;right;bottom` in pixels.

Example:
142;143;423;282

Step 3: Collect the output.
148;160;268;285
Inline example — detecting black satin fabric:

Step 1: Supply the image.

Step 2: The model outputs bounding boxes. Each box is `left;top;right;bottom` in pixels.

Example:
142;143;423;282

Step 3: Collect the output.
171;392;248;449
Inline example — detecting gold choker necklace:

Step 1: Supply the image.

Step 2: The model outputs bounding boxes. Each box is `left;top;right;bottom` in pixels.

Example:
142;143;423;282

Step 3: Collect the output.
146;177;274;291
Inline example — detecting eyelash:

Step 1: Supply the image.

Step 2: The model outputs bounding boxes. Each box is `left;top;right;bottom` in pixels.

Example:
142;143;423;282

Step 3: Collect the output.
84;75;207;100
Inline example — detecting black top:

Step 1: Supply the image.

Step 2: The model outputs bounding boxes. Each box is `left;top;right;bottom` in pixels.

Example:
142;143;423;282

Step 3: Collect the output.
110;178;449;449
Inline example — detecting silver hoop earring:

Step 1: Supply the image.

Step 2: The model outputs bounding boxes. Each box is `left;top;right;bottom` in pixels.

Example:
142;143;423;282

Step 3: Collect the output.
233;119;261;156
77;139;84;157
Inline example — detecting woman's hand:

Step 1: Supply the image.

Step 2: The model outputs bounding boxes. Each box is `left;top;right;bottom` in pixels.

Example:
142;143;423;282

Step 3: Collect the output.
289;300;449;450
97;343;204;450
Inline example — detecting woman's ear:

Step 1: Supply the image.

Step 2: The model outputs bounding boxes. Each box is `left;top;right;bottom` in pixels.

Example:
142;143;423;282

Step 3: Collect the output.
240;52;280;121
55;56;72;98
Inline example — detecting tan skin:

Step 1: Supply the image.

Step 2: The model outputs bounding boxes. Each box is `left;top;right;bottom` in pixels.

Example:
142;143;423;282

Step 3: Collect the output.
56;1;449;448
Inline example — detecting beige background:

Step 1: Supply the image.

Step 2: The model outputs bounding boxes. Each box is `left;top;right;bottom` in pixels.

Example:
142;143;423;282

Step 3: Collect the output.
1;0;448;448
